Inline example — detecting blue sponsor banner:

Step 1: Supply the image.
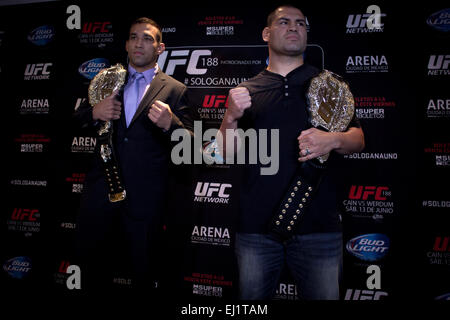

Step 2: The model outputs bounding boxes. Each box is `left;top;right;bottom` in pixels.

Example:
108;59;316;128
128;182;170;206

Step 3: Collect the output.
346;233;390;261
28;25;55;46
435;292;450;300
427;8;450;32
3;256;32;279
78;58;110;79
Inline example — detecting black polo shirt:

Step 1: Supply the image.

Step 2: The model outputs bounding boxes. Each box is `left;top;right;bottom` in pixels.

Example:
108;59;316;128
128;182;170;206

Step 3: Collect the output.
237;63;355;235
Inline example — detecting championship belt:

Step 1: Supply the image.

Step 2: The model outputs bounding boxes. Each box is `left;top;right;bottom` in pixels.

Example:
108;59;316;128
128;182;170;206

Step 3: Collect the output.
307;70;355;163
88;63;127;202
268;70;355;241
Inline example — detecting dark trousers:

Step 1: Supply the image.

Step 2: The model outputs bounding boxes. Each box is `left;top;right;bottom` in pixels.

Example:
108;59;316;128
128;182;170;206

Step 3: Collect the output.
75;201;162;294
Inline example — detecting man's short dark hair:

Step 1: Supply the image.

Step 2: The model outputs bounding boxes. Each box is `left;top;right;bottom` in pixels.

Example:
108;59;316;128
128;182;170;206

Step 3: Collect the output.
130;17;162;43
266;4;302;27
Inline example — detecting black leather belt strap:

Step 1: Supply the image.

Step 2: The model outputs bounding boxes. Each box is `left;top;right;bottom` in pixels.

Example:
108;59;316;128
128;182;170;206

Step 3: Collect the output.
96;121;126;202
268;160;326;241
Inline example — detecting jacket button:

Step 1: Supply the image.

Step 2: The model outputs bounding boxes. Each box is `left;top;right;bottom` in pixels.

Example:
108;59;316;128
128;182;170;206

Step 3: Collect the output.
124;137;129;142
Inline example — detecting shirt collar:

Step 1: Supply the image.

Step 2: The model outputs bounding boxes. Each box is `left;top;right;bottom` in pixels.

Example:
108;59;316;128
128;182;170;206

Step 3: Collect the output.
262;63;319;84
128;64;159;83
263;63;307;79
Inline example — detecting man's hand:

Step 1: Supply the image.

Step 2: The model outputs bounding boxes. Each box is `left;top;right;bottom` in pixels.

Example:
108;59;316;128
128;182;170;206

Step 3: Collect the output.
92;90;122;121
218;86;252;159
148;100;173;131
223;87;252;124
297;128;337;162
297;126;365;162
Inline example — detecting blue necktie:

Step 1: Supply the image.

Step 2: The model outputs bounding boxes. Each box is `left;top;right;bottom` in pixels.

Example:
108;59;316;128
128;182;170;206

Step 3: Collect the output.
126;72;145;127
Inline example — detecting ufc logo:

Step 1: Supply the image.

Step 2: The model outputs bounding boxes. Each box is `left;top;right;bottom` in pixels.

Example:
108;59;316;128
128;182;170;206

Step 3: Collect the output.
58;260;70;273
433;236;450;252
82;22;111;33
194;182;231;198
428;55;450;70
24;63;52;75
346;12;386;28
348;186;390;200
158;49;211;76
11;208;38;221
344;289;388;300
202;95;229;108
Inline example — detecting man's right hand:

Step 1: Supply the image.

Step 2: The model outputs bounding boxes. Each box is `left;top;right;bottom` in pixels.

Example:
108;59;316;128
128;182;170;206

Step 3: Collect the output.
92;90;122;121
223;87;251;124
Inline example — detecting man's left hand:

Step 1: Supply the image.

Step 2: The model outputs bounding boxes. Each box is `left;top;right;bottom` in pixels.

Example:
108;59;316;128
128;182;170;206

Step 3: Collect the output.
297;128;337;162
148;100;173;131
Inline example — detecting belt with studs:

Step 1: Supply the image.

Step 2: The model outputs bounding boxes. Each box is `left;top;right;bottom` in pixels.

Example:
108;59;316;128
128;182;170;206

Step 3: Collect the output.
268;160;326;241
96;121;126;203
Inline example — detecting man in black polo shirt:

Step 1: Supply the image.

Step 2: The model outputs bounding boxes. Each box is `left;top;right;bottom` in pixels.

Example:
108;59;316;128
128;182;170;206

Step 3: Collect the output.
218;5;365;300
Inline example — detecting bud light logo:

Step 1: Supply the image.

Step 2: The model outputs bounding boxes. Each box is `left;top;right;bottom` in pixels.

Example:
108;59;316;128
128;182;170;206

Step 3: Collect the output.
28;25;55;46
78;58;109;79
435;293;450;300
346;233;390;261
3;256;32;279
427;9;450;32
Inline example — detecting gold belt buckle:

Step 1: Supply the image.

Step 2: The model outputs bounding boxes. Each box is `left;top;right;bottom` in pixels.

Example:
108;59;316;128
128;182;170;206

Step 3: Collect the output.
108;190;127;203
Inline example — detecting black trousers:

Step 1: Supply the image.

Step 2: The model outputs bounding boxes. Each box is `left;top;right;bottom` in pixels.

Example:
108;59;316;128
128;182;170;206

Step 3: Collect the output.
74;201;163;293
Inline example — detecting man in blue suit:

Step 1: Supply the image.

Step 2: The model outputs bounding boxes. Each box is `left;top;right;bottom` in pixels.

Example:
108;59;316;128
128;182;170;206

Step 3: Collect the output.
74;17;193;293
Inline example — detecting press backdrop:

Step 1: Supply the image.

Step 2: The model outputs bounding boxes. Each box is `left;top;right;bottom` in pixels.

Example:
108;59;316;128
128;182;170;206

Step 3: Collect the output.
1;0;449;300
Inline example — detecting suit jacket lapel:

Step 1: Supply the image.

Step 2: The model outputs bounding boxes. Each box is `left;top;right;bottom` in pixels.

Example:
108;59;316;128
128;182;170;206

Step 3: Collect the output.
129;72;166;126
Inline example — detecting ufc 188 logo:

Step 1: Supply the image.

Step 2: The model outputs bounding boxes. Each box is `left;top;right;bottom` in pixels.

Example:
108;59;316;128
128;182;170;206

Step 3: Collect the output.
158;49;213;76
11;208;39;221
348;186;391;201
203;95;229;108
